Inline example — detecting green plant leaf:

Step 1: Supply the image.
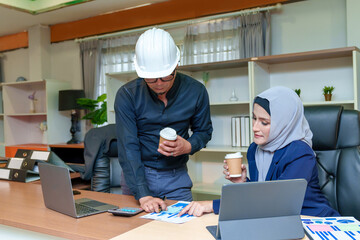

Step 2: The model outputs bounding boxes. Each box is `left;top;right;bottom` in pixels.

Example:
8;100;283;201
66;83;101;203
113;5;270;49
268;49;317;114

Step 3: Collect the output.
77;98;98;110
97;93;107;102
77;94;107;126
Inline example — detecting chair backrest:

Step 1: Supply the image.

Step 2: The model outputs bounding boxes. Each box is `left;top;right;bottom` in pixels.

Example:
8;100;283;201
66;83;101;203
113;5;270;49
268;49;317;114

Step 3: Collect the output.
304;105;360;219
83;124;122;194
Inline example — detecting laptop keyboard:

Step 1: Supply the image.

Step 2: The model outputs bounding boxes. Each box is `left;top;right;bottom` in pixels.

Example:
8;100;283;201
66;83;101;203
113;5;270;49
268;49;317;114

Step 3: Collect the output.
75;203;99;215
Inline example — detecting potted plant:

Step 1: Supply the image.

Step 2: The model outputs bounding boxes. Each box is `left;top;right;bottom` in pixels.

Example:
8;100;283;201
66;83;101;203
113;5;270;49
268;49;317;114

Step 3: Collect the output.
294;89;301;97
76;94;107;125
323;86;334;101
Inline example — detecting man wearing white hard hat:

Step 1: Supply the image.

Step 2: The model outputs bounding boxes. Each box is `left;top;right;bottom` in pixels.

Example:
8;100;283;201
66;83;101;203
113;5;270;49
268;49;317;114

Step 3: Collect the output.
115;28;213;213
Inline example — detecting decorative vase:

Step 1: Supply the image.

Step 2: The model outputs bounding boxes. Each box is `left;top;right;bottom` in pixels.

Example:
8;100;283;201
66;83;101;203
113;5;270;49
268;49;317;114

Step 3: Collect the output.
29;99;36;113
229;90;239;101
324;94;332;101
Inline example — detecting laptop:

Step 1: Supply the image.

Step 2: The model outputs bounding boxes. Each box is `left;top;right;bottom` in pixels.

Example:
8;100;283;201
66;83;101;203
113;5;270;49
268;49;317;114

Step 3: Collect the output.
207;179;307;240
38;163;118;218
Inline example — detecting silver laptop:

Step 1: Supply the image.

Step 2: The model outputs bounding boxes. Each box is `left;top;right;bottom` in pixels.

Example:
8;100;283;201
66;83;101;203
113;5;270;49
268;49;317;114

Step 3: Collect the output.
38;163;118;218
207;179;307;240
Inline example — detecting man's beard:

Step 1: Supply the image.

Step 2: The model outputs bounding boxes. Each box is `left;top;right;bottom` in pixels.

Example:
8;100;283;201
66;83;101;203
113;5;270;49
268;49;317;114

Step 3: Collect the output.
157;91;166;95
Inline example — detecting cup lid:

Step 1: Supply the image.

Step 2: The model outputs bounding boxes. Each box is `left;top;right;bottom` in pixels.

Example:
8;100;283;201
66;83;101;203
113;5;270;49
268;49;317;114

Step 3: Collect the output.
225;152;243;159
160;127;177;140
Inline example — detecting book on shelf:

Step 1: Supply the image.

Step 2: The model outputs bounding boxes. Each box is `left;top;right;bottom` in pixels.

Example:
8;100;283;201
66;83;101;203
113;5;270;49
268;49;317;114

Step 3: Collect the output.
239;115;251;147
236;117;241;147
243;116;250;147
231;117;236;147
231;116;241;147
240;116;246;147
231;115;251;147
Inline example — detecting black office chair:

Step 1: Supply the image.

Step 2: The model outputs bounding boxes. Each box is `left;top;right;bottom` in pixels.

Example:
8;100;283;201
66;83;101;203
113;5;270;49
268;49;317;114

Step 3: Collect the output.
304;105;360;220
82;124;122;194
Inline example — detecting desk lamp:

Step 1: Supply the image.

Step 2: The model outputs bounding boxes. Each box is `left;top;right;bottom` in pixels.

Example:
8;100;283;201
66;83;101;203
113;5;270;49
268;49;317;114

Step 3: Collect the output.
58;90;85;144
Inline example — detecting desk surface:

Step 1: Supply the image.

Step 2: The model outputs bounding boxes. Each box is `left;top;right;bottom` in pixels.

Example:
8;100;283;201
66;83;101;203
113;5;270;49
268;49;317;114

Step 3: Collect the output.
0;181;151;240
0;181;310;240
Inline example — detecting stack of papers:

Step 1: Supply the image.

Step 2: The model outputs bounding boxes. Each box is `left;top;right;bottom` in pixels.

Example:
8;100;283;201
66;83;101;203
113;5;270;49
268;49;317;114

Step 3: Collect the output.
302;216;360;240
141;201;196;224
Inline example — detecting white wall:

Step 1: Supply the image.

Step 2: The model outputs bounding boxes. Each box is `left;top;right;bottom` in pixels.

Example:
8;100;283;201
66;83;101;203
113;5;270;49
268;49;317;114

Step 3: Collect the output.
1;39;82;89
2;48;29;82
346;0;360;47
271;0;347;55
1;0;354;84
50;40;82;89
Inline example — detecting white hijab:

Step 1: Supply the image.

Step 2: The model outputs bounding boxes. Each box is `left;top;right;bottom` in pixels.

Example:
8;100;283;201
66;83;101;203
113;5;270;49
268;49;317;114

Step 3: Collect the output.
255;86;313;181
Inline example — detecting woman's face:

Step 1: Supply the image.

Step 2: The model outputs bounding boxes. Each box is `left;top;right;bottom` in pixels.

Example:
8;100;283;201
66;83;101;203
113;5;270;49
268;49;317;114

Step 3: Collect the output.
252;103;271;145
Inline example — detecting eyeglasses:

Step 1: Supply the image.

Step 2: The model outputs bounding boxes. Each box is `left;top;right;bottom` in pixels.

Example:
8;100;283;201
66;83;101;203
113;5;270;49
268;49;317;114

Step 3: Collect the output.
144;71;176;83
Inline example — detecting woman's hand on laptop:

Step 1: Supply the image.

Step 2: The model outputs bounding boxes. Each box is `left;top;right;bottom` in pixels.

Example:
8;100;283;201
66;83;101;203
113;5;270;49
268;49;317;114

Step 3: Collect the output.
223;160;247;183
178;201;213;217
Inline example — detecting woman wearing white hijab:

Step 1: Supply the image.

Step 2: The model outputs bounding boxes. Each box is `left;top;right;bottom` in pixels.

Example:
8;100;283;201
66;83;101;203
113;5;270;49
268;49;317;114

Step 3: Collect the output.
179;86;339;217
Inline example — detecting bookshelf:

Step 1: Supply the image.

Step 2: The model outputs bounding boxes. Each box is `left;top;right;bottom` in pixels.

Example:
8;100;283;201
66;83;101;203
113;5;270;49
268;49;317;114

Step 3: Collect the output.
105;46;360;199
1;80;71;157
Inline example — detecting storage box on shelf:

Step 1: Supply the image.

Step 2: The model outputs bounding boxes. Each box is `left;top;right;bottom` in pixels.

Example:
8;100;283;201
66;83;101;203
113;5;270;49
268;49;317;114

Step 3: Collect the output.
104;46;360;200
2;80;71;157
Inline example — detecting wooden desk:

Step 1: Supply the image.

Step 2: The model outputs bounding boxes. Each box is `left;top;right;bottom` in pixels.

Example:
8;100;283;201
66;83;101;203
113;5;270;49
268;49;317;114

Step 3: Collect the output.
5;144;48;158
0;181;151;240
0;181;310;240
111;214;310;240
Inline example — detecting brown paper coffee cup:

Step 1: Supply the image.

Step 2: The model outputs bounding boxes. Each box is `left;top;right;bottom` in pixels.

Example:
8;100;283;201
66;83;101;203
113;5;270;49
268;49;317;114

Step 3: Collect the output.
225;152;243;177
159;127;177;148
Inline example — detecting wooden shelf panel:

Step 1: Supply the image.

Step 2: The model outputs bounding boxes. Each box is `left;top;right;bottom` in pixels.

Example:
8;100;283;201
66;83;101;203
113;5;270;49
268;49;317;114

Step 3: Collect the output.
201;145;248;153
1;80;45;87
178;58;250;72
210;101;250;106
252;46;358;64
7;113;47;117
302;100;354;106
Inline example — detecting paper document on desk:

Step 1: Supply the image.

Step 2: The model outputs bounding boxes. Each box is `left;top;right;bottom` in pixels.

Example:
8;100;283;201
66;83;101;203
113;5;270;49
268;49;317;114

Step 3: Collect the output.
302;216;360;240
140;201;196;224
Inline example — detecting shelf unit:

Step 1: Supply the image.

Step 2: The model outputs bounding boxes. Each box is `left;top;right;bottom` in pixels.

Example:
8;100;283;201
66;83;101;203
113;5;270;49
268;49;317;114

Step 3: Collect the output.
250;46;360;113
106;71;138;124
2;80;71;156
178;60;251;199
105;46;360;199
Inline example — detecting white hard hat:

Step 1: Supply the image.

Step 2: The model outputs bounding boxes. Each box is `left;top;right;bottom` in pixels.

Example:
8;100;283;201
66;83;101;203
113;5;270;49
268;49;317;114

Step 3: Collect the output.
134;28;180;78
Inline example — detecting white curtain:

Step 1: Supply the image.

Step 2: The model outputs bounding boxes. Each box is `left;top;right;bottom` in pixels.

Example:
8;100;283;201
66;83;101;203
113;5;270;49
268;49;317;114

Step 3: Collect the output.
79;40;102;100
182;11;271;65
98;34;140;96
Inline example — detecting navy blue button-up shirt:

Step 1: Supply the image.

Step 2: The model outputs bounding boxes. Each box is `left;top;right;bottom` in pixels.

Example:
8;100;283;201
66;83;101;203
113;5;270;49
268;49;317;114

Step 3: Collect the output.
115;72;213;200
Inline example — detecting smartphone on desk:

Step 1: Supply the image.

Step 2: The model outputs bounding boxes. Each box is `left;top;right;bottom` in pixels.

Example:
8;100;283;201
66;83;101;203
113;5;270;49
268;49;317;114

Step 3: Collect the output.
108;207;144;217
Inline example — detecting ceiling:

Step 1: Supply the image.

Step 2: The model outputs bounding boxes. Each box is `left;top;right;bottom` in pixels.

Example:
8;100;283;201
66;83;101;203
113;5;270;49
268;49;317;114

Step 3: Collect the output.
0;0;165;37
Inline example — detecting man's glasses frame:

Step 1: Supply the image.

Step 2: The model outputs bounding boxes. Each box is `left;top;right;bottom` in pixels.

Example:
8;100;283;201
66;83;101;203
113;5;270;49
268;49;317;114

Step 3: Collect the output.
144;70;176;84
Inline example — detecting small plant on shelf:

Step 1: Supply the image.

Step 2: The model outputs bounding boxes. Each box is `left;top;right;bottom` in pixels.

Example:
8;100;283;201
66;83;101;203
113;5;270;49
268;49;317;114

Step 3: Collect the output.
323;86;334;101
294;89;301;97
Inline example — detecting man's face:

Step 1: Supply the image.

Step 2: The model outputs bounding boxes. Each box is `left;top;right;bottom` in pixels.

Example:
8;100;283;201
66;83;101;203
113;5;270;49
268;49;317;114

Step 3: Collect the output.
144;70;176;95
